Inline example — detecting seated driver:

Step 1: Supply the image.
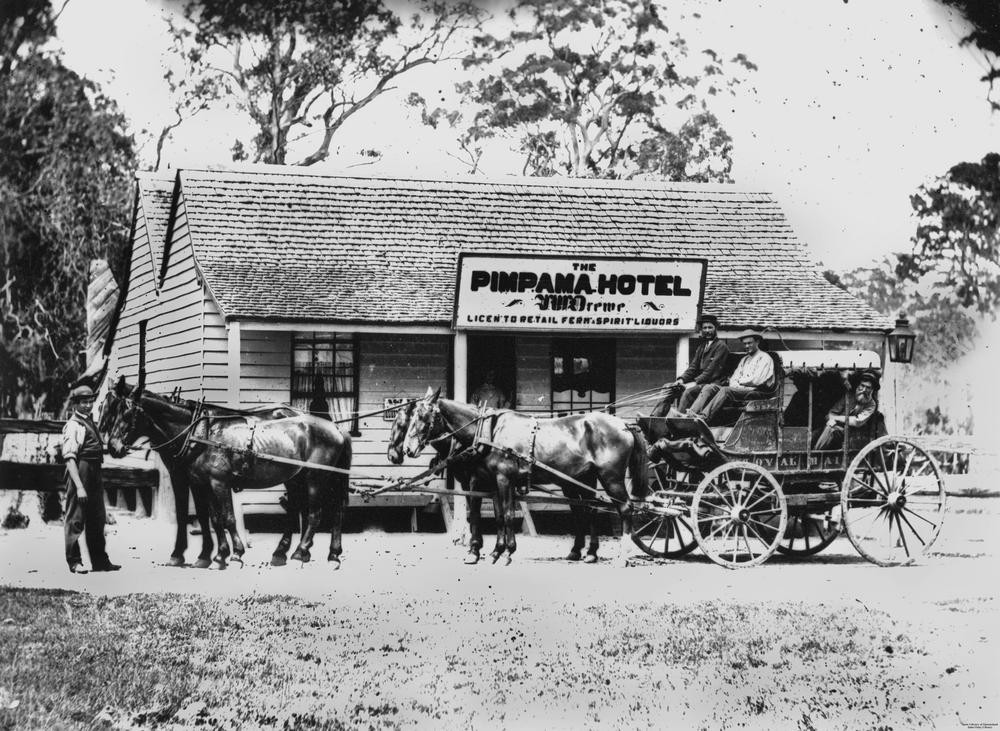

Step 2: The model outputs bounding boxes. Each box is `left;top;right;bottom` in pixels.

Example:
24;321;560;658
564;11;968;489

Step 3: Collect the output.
687;329;774;423
813;372;879;450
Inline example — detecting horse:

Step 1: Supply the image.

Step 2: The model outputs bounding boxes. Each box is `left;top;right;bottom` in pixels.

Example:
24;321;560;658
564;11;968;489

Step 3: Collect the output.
403;389;650;565
386;395;497;564
101;376;352;568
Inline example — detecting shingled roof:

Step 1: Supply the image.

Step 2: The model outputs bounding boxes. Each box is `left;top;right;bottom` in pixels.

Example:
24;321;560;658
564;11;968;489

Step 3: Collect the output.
167;167;891;332
137;172;175;268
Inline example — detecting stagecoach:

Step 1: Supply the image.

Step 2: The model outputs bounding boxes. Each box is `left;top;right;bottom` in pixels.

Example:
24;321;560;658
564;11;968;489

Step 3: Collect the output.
630;350;947;569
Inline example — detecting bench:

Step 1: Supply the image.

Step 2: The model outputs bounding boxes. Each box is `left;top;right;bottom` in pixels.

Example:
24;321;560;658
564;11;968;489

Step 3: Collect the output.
231;486;444;546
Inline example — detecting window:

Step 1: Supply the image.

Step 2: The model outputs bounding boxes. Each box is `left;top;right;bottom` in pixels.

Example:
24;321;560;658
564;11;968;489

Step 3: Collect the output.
291;333;360;435
550;338;615;415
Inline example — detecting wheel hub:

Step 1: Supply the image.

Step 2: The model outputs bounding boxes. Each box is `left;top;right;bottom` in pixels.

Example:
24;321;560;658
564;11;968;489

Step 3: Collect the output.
731;505;750;523
886;491;906;509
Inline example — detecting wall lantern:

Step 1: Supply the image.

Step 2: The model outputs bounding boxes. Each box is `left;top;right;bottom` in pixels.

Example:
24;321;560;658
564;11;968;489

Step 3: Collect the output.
888;314;916;364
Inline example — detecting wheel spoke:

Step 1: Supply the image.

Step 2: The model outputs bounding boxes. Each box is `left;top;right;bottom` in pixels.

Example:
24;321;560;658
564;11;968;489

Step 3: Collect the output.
697;514;730;524
742;525;756;558
892;511;911;558
635;514;659;535
706;518;733;541
786;514;798;551
744;489;778;512
890;442;901;491
707;482;736;509
901;504;940;528
803;516;812;551
898;447;917;493
852;470;889;498
748;517;780;533
745;520;769;548
861;458;891;495
897;510;927;547
649;516;665;549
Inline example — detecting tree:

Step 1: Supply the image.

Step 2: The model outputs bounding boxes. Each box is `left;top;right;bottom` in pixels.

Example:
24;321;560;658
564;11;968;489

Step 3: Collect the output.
410;0;754;179
897;153;1000;314
1;1;136;396
935;0;1000;112
164;0;483;166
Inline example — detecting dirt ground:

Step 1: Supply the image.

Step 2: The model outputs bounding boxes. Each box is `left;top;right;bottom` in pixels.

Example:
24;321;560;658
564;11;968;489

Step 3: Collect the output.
1;497;998;730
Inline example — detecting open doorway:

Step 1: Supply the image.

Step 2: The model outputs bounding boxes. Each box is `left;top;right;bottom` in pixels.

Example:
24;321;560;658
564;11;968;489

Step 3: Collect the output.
467;335;516;409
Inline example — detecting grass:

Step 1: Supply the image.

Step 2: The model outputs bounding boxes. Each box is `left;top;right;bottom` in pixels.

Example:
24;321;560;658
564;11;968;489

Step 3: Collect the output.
0;587;989;729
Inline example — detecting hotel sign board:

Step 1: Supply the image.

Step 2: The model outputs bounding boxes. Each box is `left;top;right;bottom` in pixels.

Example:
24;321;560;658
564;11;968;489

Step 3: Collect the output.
454;254;706;332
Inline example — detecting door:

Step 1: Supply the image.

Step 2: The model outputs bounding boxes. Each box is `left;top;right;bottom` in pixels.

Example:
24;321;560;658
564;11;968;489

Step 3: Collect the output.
467;335;517;409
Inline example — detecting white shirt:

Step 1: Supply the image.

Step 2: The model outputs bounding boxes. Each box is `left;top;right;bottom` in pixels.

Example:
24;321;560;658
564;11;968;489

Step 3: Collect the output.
730;350;774;389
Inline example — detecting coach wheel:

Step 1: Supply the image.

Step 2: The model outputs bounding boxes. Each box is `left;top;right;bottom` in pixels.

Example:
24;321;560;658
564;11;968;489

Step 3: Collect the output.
774;507;842;557
692;461;787;569
841;436;946;566
631;491;698;558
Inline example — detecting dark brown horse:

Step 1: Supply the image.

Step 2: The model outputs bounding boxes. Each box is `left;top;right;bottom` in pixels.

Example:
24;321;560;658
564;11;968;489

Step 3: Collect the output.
403;391;649;565
101;377;352;568
386;394;497;564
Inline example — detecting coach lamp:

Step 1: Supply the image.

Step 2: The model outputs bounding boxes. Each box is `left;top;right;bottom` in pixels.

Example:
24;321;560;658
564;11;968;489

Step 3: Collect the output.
887;314;916;364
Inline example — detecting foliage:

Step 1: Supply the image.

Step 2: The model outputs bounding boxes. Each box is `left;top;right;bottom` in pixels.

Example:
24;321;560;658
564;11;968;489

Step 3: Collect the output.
830;258;978;434
936;0;1000;111
897;153;1000;314
0;1;136;396
409;0;754;178
165;0;483;166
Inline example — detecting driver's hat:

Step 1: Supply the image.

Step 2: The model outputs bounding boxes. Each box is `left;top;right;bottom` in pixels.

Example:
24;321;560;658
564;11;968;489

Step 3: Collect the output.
69;384;96;401
696;313;719;329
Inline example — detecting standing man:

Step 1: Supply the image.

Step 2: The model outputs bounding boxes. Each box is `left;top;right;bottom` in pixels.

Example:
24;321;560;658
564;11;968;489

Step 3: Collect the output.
688;329;775;423
814;372;879;450
651;314;729;417
471;369;509;409
62;384;120;574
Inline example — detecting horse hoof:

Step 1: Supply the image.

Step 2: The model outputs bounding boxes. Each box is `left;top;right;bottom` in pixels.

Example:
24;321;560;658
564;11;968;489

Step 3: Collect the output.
583;554;598;564
328;559;341;571
270;555;287;567
232;557;244;568
490;552;502;565
504;555;513;566
464;552;480;565
167;556;185;568
566;552;582;562
213;560;227;571
193;558;212;569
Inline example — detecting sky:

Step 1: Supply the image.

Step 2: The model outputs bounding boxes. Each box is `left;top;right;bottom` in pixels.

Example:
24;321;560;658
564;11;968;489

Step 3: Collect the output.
54;0;999;274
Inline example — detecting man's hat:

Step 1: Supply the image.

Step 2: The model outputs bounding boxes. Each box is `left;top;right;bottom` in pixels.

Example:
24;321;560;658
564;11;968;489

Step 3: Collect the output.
69;384;95;401
734;328;764;342
696;313;719;328
858;371;880;389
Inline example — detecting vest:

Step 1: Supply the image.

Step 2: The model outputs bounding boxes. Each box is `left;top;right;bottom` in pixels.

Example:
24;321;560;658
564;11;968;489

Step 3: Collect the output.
71;413;104;463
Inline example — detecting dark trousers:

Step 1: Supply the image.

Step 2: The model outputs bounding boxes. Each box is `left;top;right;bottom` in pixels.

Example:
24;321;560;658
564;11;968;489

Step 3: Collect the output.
64;460;109;568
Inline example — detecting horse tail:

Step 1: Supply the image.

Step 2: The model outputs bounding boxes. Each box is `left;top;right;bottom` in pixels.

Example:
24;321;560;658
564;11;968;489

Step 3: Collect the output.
626;424;650;501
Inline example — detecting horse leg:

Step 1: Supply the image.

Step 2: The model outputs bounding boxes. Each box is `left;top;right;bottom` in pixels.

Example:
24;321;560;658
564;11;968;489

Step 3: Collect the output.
271;484;301;567
221;490;245;566
189;480;215;569
501;474;518;565
168;470;189;567
207;480;232;570
565;491;586;561
465;488;483;565
601;475;634;567
327;482;346;569
489;478;508;564
290;475;321;564
584;504;600;564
